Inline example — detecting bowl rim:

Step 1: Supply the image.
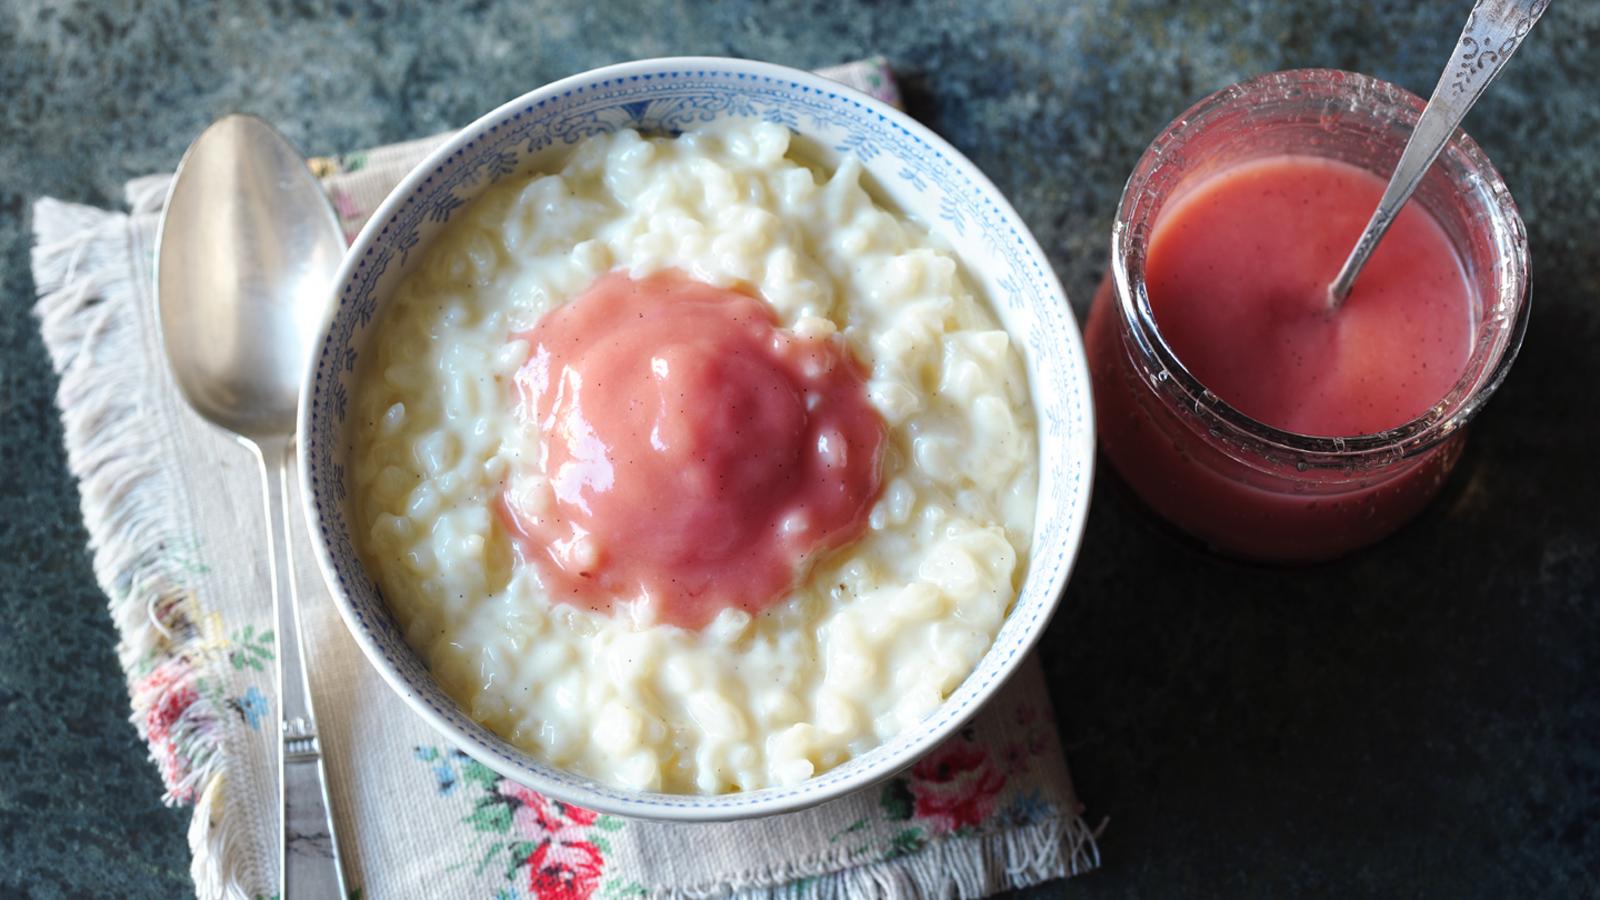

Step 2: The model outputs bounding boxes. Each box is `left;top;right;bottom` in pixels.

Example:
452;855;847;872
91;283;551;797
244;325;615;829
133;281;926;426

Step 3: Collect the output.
298;55;1095;821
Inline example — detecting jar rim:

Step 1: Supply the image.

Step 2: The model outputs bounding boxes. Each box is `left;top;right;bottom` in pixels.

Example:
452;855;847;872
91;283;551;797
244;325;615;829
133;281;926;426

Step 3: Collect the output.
1110;68;1531;468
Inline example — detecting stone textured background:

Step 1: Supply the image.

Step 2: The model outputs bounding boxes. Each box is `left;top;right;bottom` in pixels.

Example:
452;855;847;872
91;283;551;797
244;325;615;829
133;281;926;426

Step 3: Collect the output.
2;1;1596;896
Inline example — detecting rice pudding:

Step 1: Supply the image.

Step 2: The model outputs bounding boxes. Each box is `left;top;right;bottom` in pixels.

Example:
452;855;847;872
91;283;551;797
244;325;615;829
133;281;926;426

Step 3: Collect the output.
348;121;1038;793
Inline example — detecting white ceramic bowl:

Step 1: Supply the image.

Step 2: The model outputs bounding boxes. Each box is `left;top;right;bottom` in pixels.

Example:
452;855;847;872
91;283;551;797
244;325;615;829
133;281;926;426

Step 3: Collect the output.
299;56;1095;821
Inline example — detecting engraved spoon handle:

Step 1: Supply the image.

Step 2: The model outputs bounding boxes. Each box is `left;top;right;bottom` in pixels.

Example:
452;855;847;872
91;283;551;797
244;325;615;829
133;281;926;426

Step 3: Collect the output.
1328;0;1550;307
256;438;348;898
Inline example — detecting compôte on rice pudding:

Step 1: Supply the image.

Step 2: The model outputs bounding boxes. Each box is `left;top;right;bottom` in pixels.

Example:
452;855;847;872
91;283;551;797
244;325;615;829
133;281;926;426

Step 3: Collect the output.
347;120;1038;794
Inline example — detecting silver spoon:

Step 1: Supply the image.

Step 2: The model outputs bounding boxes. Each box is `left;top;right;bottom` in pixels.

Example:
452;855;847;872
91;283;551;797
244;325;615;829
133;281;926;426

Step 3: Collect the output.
1328;0;1549;308
156;114;348;899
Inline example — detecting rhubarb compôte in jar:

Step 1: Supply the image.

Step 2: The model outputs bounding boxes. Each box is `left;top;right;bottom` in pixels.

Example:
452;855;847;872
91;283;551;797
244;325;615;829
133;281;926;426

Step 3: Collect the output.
1086;69;1529;562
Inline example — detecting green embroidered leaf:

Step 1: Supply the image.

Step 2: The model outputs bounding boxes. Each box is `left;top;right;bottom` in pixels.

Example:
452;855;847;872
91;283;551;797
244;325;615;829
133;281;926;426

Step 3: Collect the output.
505;840;537;879
415;746;439;762
196;675;228;706
228;626;277;670
461;758;501;789
883;827;926;860
465;798;512;834
595;814;626;832
590;834;611;854
169;536;213;575
468;840;506;876
879;777;914;820
830;817;870;841
131;650;159;678
601;880;649;898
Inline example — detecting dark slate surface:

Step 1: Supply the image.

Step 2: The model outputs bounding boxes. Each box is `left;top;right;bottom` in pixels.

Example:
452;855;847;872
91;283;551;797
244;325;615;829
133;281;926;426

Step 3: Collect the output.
2;1;1596;897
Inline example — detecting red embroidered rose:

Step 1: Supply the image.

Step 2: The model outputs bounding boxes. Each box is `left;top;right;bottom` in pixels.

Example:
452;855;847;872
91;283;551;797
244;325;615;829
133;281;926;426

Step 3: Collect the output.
908;738;1006;833
500;782;602;842
500;781;566;837
146;684;198;743
528;839;604;900
133;661;203;801
156;741;194;802
559;802;599;827
138;663;199;744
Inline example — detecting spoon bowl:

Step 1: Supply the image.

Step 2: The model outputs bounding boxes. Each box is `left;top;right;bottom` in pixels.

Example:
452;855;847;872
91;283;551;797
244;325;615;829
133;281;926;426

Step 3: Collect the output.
157;114;344;441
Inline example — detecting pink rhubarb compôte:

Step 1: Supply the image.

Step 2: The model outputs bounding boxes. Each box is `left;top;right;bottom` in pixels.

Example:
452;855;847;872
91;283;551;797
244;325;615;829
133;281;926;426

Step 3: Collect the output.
499;269;887;630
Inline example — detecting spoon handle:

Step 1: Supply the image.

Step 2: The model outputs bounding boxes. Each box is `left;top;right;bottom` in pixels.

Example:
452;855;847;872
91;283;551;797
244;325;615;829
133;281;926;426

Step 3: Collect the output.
1328;0;1550;306
256;438;348;899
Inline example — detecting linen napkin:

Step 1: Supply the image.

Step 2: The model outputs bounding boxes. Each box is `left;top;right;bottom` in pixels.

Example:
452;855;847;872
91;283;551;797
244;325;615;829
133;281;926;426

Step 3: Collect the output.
30;58;1099;899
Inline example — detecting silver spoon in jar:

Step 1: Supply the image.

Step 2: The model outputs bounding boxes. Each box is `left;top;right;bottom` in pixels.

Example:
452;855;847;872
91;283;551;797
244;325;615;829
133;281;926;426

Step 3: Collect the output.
156;114;348;898
1327;0;1549;307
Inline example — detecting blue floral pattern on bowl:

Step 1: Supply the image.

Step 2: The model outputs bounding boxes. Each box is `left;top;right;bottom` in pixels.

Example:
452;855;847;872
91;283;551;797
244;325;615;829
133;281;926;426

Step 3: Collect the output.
300;57;1094;821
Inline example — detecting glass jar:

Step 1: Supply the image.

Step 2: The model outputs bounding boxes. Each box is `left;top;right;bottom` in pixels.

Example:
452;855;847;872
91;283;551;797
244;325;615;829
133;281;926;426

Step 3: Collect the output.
1084;69;1529;562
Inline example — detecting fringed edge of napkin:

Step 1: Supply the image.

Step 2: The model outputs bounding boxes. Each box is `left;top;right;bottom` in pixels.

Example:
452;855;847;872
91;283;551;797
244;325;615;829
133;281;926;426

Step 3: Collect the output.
713;814;1100;899
32;192;251;899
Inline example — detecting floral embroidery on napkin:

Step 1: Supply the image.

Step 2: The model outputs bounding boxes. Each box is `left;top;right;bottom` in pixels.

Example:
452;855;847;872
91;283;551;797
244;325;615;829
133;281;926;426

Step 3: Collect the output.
127;582;277;804
328;187;367;244
416;746;635;900
831;700;1062;861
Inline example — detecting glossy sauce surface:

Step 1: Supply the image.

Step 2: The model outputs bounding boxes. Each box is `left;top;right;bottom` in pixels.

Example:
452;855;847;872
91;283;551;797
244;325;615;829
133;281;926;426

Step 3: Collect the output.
1145;155;1474;437
1087;155;1483;560
499;269;886;630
